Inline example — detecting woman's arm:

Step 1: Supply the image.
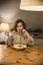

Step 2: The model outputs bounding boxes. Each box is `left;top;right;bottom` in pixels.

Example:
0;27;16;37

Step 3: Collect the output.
5;32;12;46
22;29;34;45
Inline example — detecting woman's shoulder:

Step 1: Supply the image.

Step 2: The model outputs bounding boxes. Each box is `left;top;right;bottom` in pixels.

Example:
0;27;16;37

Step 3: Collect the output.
10;30;16;37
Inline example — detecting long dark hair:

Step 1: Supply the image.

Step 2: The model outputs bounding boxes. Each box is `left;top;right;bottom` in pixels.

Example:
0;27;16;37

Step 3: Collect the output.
14;19;25;31
11;19;26;32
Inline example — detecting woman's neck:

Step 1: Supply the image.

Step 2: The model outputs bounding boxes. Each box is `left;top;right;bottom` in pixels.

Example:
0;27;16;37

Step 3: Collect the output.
17;31;23;35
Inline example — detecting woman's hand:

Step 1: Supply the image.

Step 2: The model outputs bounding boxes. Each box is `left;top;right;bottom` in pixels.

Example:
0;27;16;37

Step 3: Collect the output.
5;31;9;37
21;28;26;34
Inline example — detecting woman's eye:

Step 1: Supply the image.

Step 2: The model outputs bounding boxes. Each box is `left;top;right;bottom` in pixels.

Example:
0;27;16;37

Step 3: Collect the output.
17;25;22;27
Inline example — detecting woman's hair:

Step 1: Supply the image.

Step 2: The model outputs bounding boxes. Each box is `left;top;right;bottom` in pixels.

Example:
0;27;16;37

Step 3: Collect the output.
14;19;25;31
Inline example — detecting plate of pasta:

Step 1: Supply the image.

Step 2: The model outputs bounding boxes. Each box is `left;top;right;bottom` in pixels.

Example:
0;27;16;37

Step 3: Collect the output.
13;44;27;50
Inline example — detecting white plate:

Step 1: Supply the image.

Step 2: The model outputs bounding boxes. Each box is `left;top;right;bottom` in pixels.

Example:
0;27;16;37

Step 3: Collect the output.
13;44;27;50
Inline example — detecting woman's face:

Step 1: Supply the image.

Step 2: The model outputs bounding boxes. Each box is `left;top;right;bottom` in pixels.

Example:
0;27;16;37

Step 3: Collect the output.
16;22;23;32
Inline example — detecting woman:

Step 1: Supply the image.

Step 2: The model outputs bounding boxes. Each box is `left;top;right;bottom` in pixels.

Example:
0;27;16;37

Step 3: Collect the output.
6;19;34;47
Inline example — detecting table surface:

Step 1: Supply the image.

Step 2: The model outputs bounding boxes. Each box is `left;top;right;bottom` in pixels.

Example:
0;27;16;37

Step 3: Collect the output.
0;45;43;65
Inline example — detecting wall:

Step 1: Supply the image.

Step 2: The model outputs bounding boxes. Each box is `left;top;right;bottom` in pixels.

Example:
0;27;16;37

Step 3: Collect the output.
16;10;43;31
34;39;43;46
0;0;43;31
8;10;43;31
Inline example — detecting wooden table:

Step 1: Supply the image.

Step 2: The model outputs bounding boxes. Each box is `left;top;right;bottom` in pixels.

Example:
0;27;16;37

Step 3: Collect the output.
0;45;43;65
